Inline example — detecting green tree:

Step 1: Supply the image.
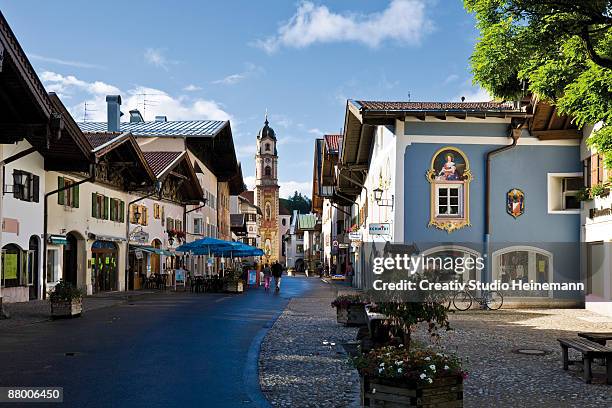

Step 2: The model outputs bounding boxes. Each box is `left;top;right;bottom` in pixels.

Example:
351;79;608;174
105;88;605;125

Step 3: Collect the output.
465;0;612;164
280;191;312;214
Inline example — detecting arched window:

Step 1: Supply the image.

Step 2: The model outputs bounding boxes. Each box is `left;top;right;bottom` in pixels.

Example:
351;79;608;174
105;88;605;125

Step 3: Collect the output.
420;245;482;283
265;143;271;151
264;166;271;176
2;243;23;288
492;246;553;297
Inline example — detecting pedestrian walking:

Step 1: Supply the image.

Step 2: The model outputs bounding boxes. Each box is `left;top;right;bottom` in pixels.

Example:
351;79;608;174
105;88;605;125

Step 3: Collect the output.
263;264;272;291
272;261;283;292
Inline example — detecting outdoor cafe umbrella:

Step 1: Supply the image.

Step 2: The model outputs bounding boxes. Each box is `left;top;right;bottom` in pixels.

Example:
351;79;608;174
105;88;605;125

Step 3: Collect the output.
176;237;236;275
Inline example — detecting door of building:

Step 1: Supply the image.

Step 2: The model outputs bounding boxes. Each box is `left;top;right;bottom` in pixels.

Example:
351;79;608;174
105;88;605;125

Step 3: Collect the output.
91;241;118;293
28;236;39;300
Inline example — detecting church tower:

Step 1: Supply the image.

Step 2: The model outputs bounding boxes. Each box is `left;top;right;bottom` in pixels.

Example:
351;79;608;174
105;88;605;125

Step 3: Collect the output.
254;115;280;262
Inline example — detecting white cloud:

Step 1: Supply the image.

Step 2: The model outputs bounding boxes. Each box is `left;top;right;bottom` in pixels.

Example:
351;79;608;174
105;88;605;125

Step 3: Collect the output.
183;84;203;91
457;86;492;102
213;73;247;85
144;48;178;70
255;0;433;54
29;54;104;69
40;71;120;99
279;180;311;198
308;128;323;135
442;74;459;85
277;135;311;146
212;63;263;85
244;176;256;190
40;71;231;122
235;143;256;159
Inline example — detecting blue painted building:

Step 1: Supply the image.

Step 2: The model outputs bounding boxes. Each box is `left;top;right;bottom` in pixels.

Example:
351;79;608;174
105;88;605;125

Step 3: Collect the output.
337;100;584;305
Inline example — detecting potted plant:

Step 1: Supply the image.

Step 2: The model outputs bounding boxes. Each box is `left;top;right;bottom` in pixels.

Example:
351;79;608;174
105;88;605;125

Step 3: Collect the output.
222;270;244;293
175;230;186;243
354;345;466;407
49;279;84;318
332;294;369;326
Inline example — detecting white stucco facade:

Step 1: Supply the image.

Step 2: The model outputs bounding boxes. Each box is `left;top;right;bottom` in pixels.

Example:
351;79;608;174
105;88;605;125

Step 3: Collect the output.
1;140;45;302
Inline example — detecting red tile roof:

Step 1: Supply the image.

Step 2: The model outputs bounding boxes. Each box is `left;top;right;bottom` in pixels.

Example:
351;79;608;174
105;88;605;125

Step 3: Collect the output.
324;134;341;154
143;151;183;176
239;190;254;204
356;100;517;111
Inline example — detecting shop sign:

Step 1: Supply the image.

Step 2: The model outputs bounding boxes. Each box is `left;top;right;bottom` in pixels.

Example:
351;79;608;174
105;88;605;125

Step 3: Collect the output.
135;250;143;260
589;205;612;219
130;229;149;243
338;243;349;249
349;231;362;241
369;223;391;235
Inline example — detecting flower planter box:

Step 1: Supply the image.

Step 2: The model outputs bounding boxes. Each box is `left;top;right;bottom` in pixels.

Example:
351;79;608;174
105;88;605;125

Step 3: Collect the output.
361;375;463;407
336;303;367;326
224;281;244;293
50;299;82;319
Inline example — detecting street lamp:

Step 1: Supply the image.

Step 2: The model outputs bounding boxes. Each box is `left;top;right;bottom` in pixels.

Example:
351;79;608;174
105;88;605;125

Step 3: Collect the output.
373;187;383;203
373;187;394;208
133;207;141;224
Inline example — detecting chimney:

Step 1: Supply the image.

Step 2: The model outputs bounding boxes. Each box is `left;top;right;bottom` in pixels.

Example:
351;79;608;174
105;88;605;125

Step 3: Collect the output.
106;95;122;132
129;109;144;123
155;115;167;122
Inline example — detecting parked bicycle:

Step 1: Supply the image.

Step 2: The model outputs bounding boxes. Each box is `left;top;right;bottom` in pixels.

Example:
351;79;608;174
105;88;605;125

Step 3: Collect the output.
452;290;503;311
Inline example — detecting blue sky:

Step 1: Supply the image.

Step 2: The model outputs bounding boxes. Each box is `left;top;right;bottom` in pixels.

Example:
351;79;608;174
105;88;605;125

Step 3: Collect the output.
2;0;487;198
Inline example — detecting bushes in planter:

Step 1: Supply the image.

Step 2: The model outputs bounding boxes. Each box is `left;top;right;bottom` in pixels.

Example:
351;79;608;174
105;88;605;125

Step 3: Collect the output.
331;294;368;308
48;279;83;303
354;345;465;385
332;294;369;326
48;280;84;318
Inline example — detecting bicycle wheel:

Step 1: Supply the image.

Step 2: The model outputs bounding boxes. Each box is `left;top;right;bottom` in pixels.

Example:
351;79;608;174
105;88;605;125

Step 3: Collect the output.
486;291;503;310
453;291;472;311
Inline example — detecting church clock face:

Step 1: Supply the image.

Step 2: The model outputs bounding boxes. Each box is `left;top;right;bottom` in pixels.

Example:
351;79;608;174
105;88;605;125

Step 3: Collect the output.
265;158;271;164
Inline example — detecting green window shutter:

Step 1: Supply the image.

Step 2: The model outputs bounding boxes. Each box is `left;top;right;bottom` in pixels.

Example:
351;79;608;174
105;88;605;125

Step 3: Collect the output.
58;177;65;205
120;201;125;223
73;184;80;208
103;196;109;220
109;198;114;221
91;193;97;218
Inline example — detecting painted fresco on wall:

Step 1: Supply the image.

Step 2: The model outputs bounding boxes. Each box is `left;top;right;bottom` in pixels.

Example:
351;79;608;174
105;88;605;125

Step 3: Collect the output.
506;188;525;218
426;147;472;233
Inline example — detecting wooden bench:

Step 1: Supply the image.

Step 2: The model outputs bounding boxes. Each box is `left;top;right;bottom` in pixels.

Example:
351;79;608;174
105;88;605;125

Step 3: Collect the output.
557;337;612;384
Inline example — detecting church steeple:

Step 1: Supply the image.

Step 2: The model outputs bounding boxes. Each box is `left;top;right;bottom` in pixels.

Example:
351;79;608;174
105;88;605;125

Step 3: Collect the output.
254;112;280;262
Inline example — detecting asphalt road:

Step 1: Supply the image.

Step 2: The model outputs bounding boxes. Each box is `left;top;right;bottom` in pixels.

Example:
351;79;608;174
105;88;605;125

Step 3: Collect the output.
0;276;316;408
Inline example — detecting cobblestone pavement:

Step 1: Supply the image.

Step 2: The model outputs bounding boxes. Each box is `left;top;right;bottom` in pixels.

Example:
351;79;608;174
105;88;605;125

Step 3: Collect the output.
259;279;361;408
0;290;159;329
413;308;612;408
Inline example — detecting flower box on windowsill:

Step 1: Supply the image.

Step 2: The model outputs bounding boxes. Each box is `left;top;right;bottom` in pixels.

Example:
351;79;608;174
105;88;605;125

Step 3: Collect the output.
50;299;82;319
361;375;463;407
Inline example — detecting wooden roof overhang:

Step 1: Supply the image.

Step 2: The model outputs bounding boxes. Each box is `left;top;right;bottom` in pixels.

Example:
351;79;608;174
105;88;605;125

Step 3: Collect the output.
336;102;375;202
90;132;156;191
312;138;324;214
528;98;581;140
0;12;92;171
227;162;246;196
160;152;204;204
185;121;240;182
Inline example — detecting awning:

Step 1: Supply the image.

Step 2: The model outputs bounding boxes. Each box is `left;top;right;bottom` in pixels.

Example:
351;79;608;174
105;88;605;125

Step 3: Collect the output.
130;245;174;256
